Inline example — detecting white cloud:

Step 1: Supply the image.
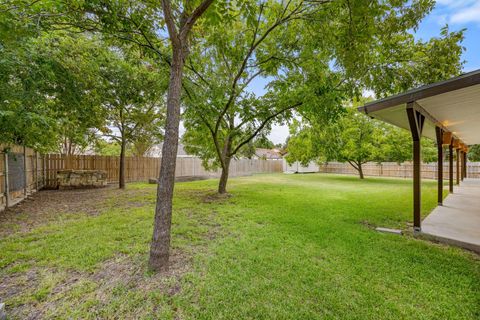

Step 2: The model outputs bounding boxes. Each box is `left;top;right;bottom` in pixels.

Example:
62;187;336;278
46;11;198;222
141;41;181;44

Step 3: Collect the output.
436;0;477;9
434;0;480;26
450;2;480;24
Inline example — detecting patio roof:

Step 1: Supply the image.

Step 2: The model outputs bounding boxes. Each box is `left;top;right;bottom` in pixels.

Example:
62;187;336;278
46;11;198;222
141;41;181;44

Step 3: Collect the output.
358;69;480;145
357;70;479;241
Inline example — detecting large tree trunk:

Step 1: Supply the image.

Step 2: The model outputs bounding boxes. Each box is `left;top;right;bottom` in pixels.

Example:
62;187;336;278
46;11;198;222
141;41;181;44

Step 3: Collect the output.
358;162;364;179
218;156;231;194
348;160;365;179
119;138;126;189
218;137;233;194
149;49;184;272
149;0;214;273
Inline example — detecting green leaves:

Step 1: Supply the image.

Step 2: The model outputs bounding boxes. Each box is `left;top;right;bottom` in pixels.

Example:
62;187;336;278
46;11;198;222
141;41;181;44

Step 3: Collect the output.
0;29;113;152
98;52;167;155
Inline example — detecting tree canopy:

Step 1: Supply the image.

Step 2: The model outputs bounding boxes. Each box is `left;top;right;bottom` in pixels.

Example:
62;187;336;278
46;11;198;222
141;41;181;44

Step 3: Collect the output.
286;104;440;178
0;31;108;152
99;53;167;188
180;0;464;190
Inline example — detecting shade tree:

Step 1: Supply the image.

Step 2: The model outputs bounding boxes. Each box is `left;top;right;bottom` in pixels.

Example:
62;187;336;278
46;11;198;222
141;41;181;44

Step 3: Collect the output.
8;0;219;272
182;0;313;194
182;0;464;191
287;106;386;179
467;145;480;162
286;105;442;178
99;54;166;189
0;30;107;152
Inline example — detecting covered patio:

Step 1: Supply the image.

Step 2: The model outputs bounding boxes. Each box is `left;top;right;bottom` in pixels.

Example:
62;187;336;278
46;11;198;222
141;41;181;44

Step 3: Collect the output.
422;179;480;253
358;69;480;253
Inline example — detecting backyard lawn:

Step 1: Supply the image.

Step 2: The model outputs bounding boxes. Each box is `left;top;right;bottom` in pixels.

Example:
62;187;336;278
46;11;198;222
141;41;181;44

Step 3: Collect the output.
0;174;478;319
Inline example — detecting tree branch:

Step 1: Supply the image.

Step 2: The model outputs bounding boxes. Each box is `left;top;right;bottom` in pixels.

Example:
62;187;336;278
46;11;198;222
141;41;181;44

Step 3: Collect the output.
162;0;180;46
179;0;215;40
346;160;358;170
229;101;302;156
214;1;304;136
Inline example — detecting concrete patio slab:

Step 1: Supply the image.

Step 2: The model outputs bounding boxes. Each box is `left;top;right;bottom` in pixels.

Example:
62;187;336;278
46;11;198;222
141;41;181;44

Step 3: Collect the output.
422;179;480;253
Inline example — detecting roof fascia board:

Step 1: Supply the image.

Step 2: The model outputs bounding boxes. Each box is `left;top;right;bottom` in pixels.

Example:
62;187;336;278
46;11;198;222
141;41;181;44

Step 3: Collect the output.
358;69;480;114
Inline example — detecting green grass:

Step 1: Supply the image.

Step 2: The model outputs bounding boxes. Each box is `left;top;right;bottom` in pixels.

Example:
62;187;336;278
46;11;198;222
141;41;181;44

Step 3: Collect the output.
0;174;478;319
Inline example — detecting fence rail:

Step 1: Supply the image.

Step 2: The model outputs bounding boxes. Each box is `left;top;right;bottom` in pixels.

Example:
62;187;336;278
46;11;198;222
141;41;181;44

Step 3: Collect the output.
1;146;283;211
42;154;282;188
4;145;479;212
318;162;480;179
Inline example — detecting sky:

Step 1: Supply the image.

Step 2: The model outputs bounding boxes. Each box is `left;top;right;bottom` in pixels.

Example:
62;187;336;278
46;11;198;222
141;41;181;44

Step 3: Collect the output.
263;0;480;144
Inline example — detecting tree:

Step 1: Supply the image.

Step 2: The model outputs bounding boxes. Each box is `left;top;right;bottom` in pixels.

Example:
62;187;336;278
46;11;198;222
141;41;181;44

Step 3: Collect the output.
27;0;218;272
94;140;125;157
381;127;412;164
468;145;480;162
285;120;322;167
147;0;215;272
380;126;437;163
41;33;108;155
253;136;276;150
287;106;442;178
334;110;384;178
130;130;162;157
238;135;277;160
288;106;414;178
0;28;107;152
182;0;310;194
182;0;464;193
100;55;166;189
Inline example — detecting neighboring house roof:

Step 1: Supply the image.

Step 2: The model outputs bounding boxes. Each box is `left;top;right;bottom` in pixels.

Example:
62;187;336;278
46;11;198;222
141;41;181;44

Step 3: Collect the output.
254;148;283;160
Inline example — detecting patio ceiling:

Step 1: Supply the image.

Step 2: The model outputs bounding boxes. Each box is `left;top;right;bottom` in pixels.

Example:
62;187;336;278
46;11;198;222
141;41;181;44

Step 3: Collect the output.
358;69;480;145
358;70;478;233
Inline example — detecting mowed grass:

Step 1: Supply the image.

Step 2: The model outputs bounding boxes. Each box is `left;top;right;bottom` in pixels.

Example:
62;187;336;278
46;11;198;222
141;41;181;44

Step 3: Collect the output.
0;174;478;319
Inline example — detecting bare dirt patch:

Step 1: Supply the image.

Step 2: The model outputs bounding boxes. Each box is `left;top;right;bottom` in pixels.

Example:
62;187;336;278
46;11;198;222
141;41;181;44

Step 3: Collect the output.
0;186;117;237
0;185;159;237
1;250;194;319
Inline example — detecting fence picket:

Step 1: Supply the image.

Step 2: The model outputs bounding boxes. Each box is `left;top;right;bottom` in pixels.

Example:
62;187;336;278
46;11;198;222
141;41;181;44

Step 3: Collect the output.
318;162;480;179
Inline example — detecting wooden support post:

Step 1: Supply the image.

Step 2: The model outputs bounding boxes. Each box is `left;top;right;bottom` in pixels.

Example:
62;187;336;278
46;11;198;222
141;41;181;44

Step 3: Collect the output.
407;104;425;232
460;151;464;181
4;152;9;208
435;127;443;206
456;148;460;185
449;142;454;193
464;152;468;179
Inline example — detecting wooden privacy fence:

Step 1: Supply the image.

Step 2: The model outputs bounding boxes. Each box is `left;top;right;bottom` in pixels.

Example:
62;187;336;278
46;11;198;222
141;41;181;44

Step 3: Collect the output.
318;162;480;179
1;150;282;211
42;154;283;188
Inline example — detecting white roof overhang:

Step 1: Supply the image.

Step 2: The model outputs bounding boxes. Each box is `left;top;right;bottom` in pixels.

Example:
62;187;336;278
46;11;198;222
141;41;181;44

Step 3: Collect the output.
358;69;480;145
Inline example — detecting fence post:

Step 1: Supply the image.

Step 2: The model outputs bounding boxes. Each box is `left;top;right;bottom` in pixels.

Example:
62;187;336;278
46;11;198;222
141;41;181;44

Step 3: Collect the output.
43;154;47;188
35;151;39;191
24;146;28;196
4;151;9;208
